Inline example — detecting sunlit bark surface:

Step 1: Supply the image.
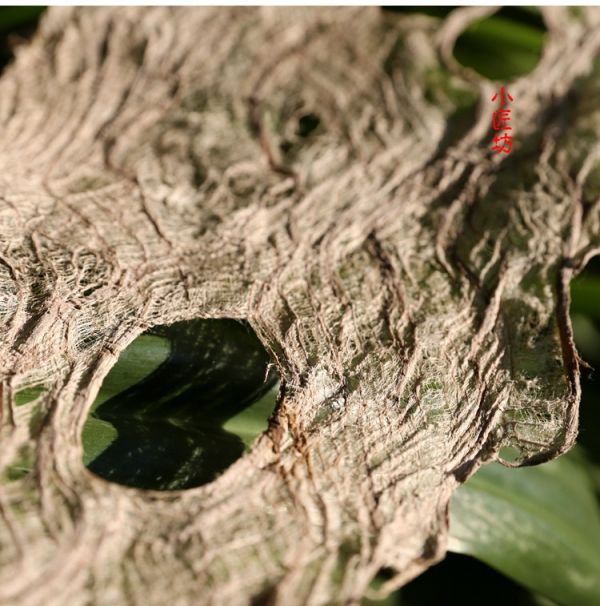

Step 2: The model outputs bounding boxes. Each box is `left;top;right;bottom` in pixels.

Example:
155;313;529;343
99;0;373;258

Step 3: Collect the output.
0;7;599;605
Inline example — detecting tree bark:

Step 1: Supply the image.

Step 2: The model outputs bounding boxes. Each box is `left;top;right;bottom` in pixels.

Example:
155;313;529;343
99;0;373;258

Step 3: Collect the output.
0;6;599;605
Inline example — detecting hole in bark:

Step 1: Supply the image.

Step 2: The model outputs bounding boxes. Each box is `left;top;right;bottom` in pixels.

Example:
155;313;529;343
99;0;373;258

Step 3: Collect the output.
366;566;398;601
498;445;522;464
453;8;546;81
375;566;395;581
0;7;45;74
381;7;546;81
82;319;279;491
296;113;321;138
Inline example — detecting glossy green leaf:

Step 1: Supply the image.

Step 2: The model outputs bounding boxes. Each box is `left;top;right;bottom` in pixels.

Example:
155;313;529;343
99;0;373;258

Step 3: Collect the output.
81;416;118;466
448;449;600;606
222;383;279;449
90;333;171;412
15;384;46;406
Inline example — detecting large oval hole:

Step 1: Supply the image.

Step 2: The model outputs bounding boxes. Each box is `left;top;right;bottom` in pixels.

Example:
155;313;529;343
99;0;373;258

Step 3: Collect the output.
82;319;279;491
381;7;546;82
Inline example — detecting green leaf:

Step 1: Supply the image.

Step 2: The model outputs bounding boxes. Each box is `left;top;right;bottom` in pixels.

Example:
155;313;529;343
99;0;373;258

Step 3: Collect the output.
90;333;171;411
571;275;600;322
15;384;46;406
222;382;279;449
454;13;546;81
9;335;170;477
448;449;600;606
571;314;600;366
81;416;118;466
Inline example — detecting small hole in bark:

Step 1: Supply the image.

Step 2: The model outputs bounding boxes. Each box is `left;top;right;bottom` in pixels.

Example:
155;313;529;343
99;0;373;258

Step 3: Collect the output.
296;113;321;138
250;584;278;606
82;319;279;491
498;445;522;464
375;567;395;581
367;566;398;599
453;7;546;81
279;139;294;154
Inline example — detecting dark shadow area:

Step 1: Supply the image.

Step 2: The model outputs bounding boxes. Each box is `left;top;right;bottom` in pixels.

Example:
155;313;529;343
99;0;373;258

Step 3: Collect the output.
398;553;548;606
85;319;278;491
572;256;600;482
297;112;321;138
0;7;45;74
365;554;554;605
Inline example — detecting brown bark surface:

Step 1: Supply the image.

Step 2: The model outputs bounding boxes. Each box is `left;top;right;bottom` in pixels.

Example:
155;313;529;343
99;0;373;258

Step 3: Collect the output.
0;7;599;605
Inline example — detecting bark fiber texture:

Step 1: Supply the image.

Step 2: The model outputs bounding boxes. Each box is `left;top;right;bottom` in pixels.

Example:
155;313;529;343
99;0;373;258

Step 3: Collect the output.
0;6;599;605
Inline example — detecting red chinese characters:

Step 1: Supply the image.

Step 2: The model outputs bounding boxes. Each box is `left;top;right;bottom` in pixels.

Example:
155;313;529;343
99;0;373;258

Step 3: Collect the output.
491;86;514;154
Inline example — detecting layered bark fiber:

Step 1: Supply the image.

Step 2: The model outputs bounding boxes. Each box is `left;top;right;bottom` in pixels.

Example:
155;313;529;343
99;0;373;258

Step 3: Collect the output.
0;6;599;605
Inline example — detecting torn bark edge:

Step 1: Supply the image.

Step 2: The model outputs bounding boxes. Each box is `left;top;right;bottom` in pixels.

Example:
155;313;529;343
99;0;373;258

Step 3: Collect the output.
499;259;581;469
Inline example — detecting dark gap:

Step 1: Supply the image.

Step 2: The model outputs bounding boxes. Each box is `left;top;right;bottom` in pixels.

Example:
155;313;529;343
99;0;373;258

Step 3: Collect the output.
296;113;321;138
382;6;544;30
376;567;395;581
497;7;545;31
83;318;279;491
396;553;546;606
0;7;45;74
571;255;600;481
250;585;278;606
